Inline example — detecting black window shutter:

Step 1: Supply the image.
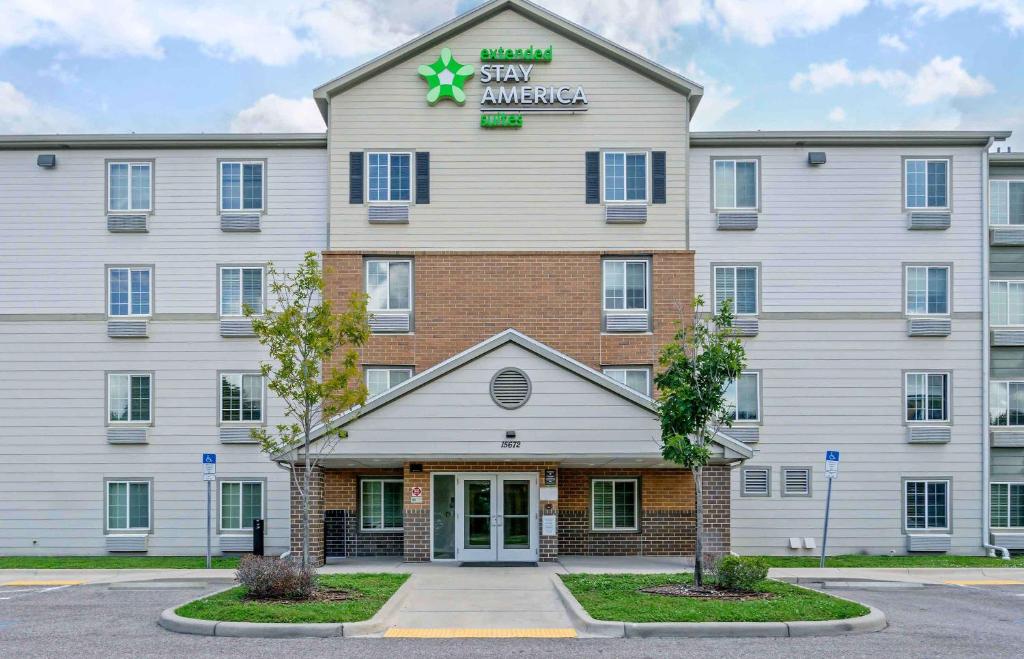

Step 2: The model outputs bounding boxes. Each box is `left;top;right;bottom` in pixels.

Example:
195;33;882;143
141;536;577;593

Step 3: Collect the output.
585;151;600;204
349;152;364;204
415;152;430;204
652;151;666;204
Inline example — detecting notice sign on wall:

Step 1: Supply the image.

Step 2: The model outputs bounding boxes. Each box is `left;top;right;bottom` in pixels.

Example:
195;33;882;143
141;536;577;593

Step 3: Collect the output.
410;485;423;504
542;514;557;536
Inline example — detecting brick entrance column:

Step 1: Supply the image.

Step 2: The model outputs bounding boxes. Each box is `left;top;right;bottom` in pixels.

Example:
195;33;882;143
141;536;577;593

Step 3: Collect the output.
290;465;325;567
701;465;732;557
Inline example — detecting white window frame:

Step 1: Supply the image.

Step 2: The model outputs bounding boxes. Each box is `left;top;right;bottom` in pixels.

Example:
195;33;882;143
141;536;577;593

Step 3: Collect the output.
365;259;413;313
219;266;265;317
990;482;1024;529
781;467;811;497
107;266;152;318
725;371;760;423
712;158;759;210
107;373;152;424
360;478;404;532
905;265;950;316
602;151;649;204
904;479;950;532
602;259;649;313
106;480;151;532
989;280;1024;327
714;265;759;316
990;179;1024;225
741;467;770;497
602;367;651;397
989;380;1024;427
219;480;264;532
107;161;152;213
220;373;264;424
904;158;950;210
219;160;265;212
905;372;950;424
366;152;413;204
365;367;414;398
591;478;639;531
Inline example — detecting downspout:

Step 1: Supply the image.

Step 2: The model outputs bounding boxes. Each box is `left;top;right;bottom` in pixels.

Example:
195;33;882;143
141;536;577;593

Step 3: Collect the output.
981;139;1011;560
275;459;295;559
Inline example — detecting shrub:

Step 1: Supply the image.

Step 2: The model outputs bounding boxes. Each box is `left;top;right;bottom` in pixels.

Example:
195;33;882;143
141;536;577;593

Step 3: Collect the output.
236;554;316;600
715;555;769;592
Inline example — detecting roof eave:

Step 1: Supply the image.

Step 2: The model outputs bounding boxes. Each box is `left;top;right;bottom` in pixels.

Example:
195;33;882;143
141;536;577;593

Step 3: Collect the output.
690;130;1012;148
0;133;327;150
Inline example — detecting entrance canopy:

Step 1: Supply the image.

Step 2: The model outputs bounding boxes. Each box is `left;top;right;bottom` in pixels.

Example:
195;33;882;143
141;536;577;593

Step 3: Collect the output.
278;329;752;468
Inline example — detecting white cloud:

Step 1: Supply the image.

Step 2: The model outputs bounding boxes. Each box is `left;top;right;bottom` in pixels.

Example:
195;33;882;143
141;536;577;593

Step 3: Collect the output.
887;0;1024;32
828;106;847;122
682;60;740;129
0;81;82;133
711;0;868;46
879;33;909;51
230;94;325;133
38;60;78;84
790;56;993;105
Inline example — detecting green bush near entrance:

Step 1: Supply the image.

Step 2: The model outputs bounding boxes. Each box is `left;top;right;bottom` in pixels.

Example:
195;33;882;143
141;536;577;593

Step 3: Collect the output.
0;556;241;569
175;573;409;624
559;573;869;623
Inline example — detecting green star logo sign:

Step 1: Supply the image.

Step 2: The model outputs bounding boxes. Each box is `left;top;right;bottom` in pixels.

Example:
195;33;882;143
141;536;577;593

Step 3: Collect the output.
418;48;474;105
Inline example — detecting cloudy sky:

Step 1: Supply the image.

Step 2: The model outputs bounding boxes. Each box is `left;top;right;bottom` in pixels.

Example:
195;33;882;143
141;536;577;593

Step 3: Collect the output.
0;0;1021;148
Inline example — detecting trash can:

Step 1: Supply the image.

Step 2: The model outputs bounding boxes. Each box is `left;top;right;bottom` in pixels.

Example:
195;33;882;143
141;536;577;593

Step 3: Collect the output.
252;518;265;556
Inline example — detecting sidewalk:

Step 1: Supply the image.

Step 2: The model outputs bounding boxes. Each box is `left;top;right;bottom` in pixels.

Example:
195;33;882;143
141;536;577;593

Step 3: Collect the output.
768;567;1024;585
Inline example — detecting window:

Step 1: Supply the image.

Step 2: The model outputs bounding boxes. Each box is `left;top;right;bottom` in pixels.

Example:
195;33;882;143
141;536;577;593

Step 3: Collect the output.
990;280;1024;326
714;265;758;315
361;479;403;531
603;259;648;311
989;381;1024;426
742;467;770;496
367;152;411;202
108;162;151;212
220;267;264;316
603;152;647;202
905;158;949;209
366;260;411;312
108;373;151;423
106;480;150;531
990;483;1024;528
591;479;637;530
905;372;949;423
905;266;949;315
725;372;760;422
108;267;151;317
220;161;264;212
220;481;263;531
989;180;1024;225
221;373;263;423
782;468;811;496
603;367;651;396
366;367;413;398
905;480;949;530
713;159;758;210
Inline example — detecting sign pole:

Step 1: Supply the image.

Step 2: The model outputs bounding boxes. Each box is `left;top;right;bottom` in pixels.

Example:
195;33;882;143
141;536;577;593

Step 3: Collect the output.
202;453;217;570
820;450;840;569
206;479;212;570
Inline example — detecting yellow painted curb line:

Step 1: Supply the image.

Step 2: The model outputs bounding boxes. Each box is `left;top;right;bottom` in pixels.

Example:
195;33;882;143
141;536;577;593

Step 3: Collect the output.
944;579;1024;586
385;628;577;638
2;580;85;586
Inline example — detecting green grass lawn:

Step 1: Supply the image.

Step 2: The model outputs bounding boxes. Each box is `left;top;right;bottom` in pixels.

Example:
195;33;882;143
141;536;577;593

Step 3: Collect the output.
0;556;241;569
175;573;410;624
560;573;869;623
754;554;1024;568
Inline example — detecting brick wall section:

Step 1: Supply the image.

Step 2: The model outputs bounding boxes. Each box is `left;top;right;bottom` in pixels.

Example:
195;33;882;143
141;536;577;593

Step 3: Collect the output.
701;465;731;557
289;466;325;567
559;468;698;556
323;469;404;558
322;251;694;374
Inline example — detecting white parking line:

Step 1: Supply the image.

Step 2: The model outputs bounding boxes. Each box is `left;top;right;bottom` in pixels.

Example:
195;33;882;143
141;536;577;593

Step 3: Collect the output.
0;584;74;600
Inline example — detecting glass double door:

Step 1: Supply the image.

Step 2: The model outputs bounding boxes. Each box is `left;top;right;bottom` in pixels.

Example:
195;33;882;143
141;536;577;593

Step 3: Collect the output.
455;473;537;562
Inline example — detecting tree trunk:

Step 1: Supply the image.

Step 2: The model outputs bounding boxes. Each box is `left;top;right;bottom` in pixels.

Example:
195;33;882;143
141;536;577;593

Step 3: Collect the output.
302;433;310;569
693;465;704;588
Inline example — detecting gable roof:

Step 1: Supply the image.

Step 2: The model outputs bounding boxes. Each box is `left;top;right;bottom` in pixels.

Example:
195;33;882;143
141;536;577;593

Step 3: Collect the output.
287;328;752;460
312;0;703;121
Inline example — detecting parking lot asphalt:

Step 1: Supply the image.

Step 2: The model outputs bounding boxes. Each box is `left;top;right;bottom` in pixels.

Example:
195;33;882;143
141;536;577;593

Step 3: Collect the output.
1;577;1022;658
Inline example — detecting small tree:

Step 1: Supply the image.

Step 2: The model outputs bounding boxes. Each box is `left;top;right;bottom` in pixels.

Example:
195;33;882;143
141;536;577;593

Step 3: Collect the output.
248;251;370;569
655;294;746;588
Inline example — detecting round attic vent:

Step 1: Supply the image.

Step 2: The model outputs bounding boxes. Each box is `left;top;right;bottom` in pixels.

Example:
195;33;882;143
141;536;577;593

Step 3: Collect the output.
490;368;532;409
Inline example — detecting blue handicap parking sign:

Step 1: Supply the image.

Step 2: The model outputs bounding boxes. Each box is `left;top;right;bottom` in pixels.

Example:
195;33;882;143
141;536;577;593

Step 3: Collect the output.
202;453;217;464
826;450;839;462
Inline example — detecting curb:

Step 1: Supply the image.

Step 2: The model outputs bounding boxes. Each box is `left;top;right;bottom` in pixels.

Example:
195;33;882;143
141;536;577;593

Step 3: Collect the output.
158;575;415;638
551;575;887;639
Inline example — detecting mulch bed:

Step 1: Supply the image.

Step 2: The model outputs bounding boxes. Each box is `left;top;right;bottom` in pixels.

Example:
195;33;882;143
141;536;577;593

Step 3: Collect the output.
639;583;775;601
243;588;360;605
